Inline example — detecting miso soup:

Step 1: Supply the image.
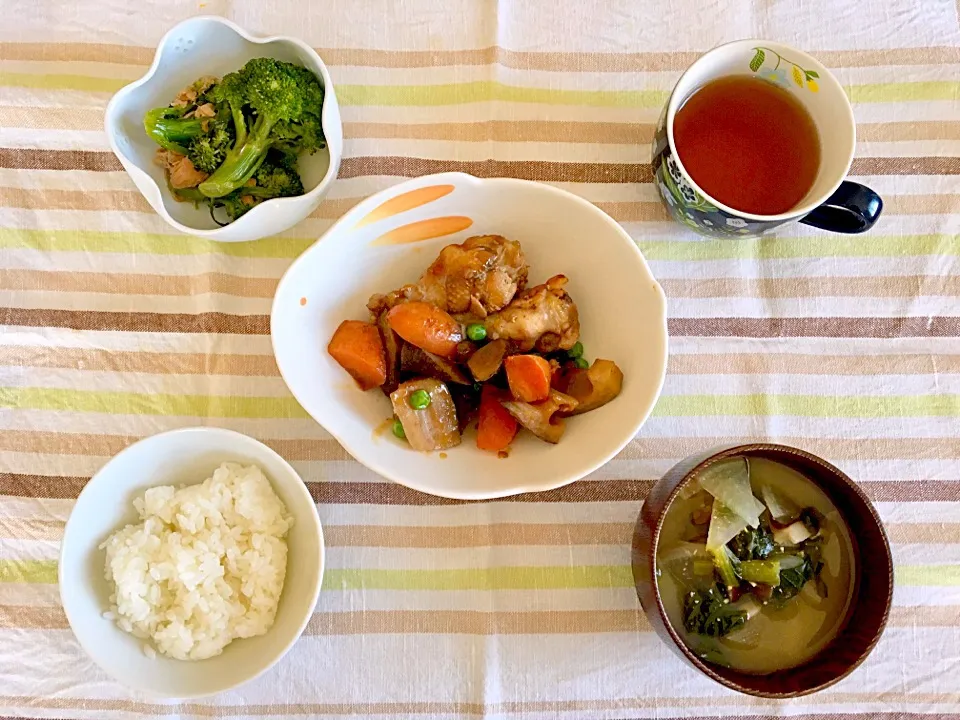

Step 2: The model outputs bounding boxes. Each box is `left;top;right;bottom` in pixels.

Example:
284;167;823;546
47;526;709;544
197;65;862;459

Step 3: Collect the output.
656;457;856;675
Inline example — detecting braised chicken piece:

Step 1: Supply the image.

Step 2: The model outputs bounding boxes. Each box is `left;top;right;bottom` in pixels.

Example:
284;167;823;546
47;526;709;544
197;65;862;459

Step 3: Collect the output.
154;149;209;190
368;235;527;318
485;274;580;353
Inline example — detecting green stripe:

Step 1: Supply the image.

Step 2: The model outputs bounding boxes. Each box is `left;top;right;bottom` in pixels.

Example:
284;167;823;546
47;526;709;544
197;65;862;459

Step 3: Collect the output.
896;565;960;586
2;388;954;419
652;394;960;418
0;387;308;419
848;81;960;103
0;229;313;259
636;235;960;262
0;72;125;93
338;82;668;108
4;230;959;263
0;559;57;584
323;566;632;591
1;71;956;106
5;561;958;589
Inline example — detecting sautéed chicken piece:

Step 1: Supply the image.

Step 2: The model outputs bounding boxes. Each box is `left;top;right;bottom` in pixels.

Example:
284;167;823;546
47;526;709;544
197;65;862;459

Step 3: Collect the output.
485;275;580;353
368;234;528;318
329;235;623;455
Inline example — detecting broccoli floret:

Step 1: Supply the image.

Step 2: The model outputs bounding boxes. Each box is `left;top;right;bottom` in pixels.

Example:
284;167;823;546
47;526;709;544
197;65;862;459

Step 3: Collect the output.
211;192;256;224
248;151;304;198
211;152;304;224
187;118;234;174
143;107;206;155
199;58;324;198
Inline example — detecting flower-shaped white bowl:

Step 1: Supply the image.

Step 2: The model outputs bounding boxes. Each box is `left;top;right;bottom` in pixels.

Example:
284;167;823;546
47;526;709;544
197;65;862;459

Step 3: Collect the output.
104;16;343;243
59;427;324;697
271;172;669;500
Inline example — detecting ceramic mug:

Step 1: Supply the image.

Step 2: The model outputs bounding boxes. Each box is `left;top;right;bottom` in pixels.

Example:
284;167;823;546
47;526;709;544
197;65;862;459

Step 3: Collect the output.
652;39;882;238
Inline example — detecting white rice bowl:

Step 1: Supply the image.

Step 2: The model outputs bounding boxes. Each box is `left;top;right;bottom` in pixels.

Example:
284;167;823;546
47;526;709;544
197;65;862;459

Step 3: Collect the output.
101;462;294;661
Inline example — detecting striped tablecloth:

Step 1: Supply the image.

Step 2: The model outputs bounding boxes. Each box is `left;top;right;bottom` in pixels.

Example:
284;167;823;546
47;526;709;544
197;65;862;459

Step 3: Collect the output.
1;1;959;718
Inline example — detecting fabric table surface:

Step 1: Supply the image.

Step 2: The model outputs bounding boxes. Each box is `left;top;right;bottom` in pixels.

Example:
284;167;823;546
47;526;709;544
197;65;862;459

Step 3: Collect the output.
1;0;959;718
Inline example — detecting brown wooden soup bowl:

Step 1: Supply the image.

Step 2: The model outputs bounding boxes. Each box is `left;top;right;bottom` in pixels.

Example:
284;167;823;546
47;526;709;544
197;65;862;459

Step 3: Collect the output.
631;443;893;697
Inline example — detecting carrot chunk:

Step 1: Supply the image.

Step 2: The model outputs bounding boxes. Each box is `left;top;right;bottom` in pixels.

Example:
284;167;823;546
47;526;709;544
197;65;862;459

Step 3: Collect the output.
504;354;552;403
328;320;387;391
386;302;463;358
477;385;518;452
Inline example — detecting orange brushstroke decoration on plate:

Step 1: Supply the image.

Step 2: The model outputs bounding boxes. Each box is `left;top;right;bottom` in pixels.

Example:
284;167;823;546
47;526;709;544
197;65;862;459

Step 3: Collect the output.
356;184;455;228
371;216;474;246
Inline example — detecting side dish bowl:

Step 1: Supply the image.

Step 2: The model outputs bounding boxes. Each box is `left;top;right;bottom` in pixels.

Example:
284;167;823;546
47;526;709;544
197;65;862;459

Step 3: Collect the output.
104;16;343;242
632;443;893;697
271;172;668;499
59;427;324;698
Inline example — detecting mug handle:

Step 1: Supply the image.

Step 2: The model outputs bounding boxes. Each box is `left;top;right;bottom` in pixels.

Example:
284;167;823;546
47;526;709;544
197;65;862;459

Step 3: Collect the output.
799;182;883;234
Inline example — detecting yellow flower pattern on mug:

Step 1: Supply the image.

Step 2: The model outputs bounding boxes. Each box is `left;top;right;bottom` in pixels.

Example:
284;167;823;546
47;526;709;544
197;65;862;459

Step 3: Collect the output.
749;47;820;92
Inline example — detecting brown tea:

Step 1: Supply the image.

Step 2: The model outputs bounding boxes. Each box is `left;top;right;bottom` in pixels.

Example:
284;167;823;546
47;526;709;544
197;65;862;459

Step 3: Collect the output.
673;75;821;216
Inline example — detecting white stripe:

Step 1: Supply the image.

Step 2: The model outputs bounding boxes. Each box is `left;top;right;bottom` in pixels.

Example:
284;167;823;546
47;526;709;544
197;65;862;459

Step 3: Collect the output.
0;326;275;353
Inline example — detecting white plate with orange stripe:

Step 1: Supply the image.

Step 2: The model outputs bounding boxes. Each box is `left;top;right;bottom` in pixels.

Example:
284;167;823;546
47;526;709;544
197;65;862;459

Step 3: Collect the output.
271;172;668;499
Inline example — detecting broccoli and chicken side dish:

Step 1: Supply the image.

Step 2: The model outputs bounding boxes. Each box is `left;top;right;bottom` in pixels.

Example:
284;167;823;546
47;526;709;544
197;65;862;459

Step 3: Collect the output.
327;234;626;455
143;58;325;225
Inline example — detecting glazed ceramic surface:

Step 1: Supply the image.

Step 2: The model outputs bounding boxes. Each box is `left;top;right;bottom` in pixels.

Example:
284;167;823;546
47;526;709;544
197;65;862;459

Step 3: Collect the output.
59;428;324;698
272;172;668;499
104;16;343;242
653;40;863;238
632;443;893;697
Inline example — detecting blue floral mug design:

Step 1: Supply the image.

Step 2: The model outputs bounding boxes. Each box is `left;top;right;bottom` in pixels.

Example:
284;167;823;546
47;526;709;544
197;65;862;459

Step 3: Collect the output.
653;40;882;239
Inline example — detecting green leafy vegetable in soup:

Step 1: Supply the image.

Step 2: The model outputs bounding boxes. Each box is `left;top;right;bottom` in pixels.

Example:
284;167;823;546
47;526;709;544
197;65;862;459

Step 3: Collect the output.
656;457;856;674
683;585;747;637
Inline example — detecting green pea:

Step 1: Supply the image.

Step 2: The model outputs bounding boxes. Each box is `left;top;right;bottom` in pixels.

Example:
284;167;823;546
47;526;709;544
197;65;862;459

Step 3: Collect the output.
568;341;584;359
391;418;406;440
408;389;431;410
574;357;590;369
466;323;487;342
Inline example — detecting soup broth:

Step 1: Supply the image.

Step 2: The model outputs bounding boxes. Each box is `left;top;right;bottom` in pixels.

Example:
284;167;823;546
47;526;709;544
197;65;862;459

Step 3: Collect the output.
657;457;855;675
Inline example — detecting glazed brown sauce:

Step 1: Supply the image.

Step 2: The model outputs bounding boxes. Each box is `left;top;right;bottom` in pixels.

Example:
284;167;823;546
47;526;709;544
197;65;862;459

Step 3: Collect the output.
673;76;821;215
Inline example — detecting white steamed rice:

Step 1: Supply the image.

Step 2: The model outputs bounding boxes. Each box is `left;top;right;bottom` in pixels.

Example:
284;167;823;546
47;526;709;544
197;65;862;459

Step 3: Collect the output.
100;462;294;661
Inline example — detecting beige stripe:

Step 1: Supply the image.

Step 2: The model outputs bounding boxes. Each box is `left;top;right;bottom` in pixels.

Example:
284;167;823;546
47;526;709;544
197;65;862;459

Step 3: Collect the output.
594;195;958;222
1;346;954;378
659;275;960;300
0;346;277;376
325;522;960;548
0;105;105;131
889;194;960;215
1;604;954;636
669;353;960;375
344;120;653;144
0;519;953;545
9;186;948;222
345;120;960;145
858;120;960;142
329;523;633;548
887;524;960;544
310;606;960;633
0;516;62;540
3;42;957;70
0;105;957;146
0;42;154;64
0;185;363;220
0;431;953;463
0;268;277;298
0;186;149;212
